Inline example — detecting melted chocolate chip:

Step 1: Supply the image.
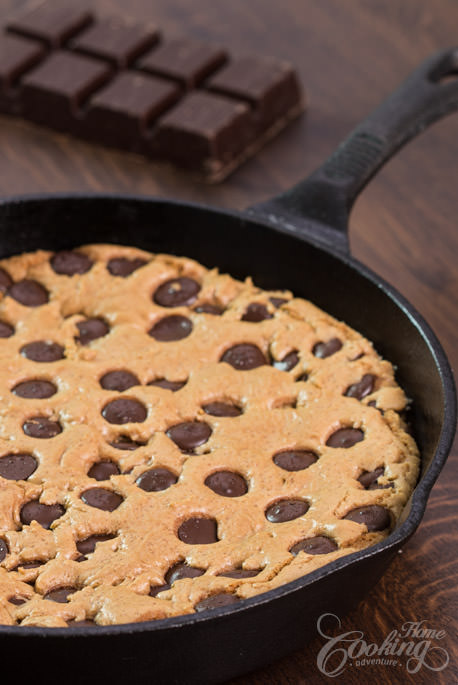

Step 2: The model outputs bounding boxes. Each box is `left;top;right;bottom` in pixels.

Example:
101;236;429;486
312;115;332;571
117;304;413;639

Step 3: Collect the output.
88;461;120;480
148;315;193;342
149;583;170;597
51;251;93;275
9;596;27;605
343;505;391;531
165;562;205;584
273;350;299;372
44;586;75;603
0;453;37;480
8;280;49;306
345;374;376;400
270;296;288;308
107;257;147;276
194;303;224;315
23;416;62;439
178;517;218;544
0;539;8;562
136;467;177;492
109;437;143;450
148;378;186;391
76;534;116;556
102;398;147;424
21;340;65;362
0;321;14;338
153;277;201;307
12;380;57;399
218;568;261;578
195;593;239;612
313;338;342;358
100;370;140;391
242;303;273;322
265;498;309;523
81;488;123;511
273;449;318;472
167;422;212;451
290;536;338;555
326;428;364;448
76;318;109;345
0;267;13;292
202;402;242;417
220;343;267;370
20;501;65;529
358;467;392;490
16;561;44;570
204;471;247;497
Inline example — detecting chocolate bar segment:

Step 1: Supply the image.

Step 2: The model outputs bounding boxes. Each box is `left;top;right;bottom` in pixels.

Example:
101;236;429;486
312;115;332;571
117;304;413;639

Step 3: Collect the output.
84;72;180;151
0;35;46;113
138;38;227;89
151;92;253;175
21;51;112;132
70;16;159;68
7;1;93;48
206;56;302;132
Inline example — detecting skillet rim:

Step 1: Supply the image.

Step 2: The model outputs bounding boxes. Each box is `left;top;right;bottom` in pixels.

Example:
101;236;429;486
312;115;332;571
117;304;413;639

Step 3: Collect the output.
0;191;455;638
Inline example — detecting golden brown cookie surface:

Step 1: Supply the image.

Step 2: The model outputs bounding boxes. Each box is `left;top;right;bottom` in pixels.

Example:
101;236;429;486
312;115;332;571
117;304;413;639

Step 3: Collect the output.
0;245;419;627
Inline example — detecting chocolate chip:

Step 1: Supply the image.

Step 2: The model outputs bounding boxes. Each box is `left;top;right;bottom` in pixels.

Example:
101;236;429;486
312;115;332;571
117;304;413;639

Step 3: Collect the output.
273;350;299;372
242;303;273;322
20;501;65;529
358;467;392;490
0;321;14;338
107;257;147;276
109;436;143;450
153;277;201;307
102;398;147;424
165;562;205;584
0;453;37;480
343;505;391;531
76;534;116;556
76;318;109;345
313;338;342;358
290;536;338;555
0;539;8;562
12;380;57;399
100;370;140;391
204;471;247;497
177;517;218;544
0;267;13;292
345;374;376;400
218;568;261;578
148;315;193;342
166;422;212;451
16;560;44;570
273;449;318;472
9;596;27;605
136;467;177;492
149;583;170;597
295;373;309;382
269;296;288;308
21;341;65;362
148;378;186;391
195;593;239;612
67;619;97;627
88;461;120;480
80;488;123;511
44;586;75;603
220;343;267;370
51;251;93;275
8;280;49;307
265;498;309;523
202;402;242;417
326;428;364;448
23;416;62;439
194;303;224;315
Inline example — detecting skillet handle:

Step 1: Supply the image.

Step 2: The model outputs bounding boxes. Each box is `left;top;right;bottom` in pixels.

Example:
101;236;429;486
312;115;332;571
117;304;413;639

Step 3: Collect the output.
248;47;458;252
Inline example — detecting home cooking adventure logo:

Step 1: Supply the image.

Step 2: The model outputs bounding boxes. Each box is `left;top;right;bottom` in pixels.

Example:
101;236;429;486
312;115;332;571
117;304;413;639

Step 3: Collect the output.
316;613;450;677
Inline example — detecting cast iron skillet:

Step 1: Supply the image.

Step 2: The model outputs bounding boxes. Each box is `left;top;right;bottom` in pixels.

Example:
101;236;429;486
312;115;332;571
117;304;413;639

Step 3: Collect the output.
0;48;457;685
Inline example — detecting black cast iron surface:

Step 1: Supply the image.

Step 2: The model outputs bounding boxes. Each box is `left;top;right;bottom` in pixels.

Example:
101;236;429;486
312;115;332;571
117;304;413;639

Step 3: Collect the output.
0;48;456;685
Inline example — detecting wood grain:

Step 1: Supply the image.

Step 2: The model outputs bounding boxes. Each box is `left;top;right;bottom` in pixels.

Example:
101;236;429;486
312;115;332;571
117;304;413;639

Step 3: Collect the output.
0;1;457;683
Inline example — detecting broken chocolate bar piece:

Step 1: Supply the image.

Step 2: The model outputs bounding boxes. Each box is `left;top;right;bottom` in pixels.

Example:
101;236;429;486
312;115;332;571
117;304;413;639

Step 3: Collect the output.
7;1;93;48
70;16;159;68
84;72;180;151
0;35;46;113
138;38;227;89
21;51;112;133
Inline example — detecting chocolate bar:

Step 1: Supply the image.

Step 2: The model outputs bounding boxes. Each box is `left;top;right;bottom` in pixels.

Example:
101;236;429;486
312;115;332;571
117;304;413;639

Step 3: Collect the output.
1;0;304;182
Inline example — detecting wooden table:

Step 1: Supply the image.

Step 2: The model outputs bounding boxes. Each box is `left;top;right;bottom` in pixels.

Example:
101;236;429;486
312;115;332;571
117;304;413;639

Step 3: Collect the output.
1;1;457;683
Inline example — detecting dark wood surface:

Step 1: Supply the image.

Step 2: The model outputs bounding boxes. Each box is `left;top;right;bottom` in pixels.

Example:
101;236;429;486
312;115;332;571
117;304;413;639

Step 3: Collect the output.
1;1;457;683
